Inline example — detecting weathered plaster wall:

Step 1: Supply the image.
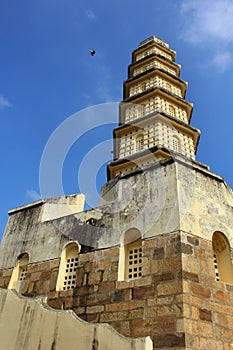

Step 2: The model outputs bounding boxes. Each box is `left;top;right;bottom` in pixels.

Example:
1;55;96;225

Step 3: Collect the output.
176;160;233;245
1;158;233;270
0;288;152;350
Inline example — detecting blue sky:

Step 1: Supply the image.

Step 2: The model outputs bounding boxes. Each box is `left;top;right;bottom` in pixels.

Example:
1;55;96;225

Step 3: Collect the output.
1;0;233;239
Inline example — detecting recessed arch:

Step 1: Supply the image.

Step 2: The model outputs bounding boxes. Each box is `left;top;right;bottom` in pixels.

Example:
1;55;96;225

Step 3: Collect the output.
171;135;181;153
8;252;29;291
212;231;233;284
56;241;80;291
168;104;175;117
135;134;144;152
118;228;142;281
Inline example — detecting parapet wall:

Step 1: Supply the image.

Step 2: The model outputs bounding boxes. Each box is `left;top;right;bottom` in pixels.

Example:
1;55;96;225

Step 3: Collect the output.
0;288;152;350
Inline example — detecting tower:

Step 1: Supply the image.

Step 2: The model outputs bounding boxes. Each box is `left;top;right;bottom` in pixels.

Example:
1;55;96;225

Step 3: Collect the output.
108;36;199;179
0;36;233;350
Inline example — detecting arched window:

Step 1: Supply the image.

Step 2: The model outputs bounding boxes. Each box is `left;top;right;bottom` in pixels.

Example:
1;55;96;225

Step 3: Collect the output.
118;228;142;281
212;231;233;284
165;83;171;92
172;135;181;153
169;104;175;117
56;242;80;291
135;134;144;152
8;252;29;291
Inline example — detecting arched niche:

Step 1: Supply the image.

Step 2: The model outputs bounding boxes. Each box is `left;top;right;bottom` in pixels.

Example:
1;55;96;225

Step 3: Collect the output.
212;231;233;284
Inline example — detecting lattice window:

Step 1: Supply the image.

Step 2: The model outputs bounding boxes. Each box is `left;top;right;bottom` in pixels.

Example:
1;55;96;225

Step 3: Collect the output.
213;254;220;281
8;252;29;291
172;136;181;153
126;239;142;280
19;266;28;281
56;242;80;292
169;105;176;117
135;134;144;152
63;256;79;291
212;231;233;284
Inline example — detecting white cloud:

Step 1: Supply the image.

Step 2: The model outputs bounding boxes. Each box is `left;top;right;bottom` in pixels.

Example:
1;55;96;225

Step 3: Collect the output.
180;0;233;44
85;10;96;20
179;0;233;71
26;190;41;201
0;95;11;108
212;51;232;72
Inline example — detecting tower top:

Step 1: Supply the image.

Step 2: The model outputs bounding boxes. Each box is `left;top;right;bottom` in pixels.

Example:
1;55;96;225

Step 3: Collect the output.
138;36;169;49
107;36;200;179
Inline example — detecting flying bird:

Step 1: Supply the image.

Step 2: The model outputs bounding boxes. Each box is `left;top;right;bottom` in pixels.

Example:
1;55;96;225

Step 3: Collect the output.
90;49;95;56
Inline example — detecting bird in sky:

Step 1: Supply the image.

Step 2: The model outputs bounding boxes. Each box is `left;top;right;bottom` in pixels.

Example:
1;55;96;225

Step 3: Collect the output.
90;49;95;56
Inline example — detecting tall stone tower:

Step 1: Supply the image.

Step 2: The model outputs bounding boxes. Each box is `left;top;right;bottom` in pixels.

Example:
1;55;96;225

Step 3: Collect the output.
0;36;233;350
108;35;199;179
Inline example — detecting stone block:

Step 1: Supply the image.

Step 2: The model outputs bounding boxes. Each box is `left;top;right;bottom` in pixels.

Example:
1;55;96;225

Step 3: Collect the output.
106;300;145;312
157;281;182;296
199;337;224;350
100;311;129;323
86;313;99;322
98;281;115;293
0;278;5;287
86;305;104;314
86;292;109;306
40;270;51;280
187;235;199;246
199;308;212;322
174;242;193;255
48;290;59;299
191;306;199;320
2;269;13;277
49;271;58;291
62;296;73;309
143;238;158;249
146;304;182;318
142;257;151;276
215;313;233;329
214;290;231;304
190;283;211;298
151;260;159;274
103;247;119;257
98;258;110;270
88;271;102;285
84;261;97;273
153;273;175;283
73;306;85;315
153;247;164;259
182;271;199;282
215;325;233;343
48;298;63;309
49;259;60;269
79;252;94;263
59;289;73;297
31;272;41;282
159;257;181;274
133;286;155;299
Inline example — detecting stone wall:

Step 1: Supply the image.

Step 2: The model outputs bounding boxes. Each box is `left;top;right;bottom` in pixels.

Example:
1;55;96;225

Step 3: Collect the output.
1;232;184;349
1;232;233;349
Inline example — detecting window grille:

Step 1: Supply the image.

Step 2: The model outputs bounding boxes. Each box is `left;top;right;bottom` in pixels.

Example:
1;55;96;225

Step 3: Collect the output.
135;135;144;152
19;266;28;281
63;256;78;291
126;240;142;280
213;254;220;281
172;136;181;153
